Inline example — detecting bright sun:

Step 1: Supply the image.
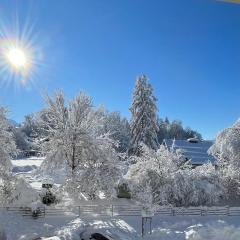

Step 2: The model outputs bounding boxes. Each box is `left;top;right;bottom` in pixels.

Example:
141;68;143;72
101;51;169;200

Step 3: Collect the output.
0;17;42;87
6;47;28;69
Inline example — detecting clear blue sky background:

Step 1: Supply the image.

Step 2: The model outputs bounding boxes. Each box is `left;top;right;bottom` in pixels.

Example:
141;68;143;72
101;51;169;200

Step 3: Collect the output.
0;0;240;139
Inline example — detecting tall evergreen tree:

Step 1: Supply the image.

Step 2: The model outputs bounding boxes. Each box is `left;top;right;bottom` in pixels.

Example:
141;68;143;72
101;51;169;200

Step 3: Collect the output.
128;75;159;155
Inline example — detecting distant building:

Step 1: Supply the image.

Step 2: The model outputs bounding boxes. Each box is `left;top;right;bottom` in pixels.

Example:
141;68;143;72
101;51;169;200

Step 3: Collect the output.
163;138;217;167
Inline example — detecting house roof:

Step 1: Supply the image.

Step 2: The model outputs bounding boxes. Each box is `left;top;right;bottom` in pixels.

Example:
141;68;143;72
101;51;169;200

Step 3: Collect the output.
163;139;216;165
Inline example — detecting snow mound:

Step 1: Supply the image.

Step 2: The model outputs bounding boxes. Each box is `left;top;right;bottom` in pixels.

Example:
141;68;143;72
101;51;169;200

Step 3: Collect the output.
188;223;240;240
53;218;138;240
147;220;240;240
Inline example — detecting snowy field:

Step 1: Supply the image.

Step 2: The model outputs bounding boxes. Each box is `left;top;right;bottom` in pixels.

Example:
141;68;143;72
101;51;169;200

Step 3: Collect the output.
11;157;44;174
11;157;44;168
1;157;240;240
2;209;240;240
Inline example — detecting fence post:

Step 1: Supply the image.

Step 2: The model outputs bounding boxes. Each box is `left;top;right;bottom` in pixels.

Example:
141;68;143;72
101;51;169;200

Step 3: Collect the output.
78;206;80;217
44;206;46;218
172;208;175;216
227;206;230;216
111;204;114;217
150;217;152;234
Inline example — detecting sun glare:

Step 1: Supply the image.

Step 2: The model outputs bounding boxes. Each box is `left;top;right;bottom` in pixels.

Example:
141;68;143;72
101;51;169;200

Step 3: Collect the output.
0;16;43;87
6;47;28;69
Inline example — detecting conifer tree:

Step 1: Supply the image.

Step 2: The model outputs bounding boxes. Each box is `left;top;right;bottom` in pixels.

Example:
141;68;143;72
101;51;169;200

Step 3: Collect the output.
128;75;159;155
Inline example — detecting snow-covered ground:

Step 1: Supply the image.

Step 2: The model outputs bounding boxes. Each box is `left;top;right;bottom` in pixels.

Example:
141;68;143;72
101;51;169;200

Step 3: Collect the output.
2;157;240;240
11;157;44;169
11;157;44;175
2;209;240;240
11;157;45;191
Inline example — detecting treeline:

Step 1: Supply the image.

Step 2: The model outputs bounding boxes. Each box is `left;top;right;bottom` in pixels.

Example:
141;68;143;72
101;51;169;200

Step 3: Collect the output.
9;74;201;155
12;113;202;154
157;117;202;143
1;75;239;208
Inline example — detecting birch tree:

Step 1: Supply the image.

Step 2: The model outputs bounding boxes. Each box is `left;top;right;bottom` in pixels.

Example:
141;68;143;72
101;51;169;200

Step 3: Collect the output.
39;91;121;199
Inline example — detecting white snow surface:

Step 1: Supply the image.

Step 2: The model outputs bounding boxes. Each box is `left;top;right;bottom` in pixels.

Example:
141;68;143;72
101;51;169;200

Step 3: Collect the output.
10;157;45;191
11;157;44;167
11;157;44;173
3;157;240;240
2;210;240;240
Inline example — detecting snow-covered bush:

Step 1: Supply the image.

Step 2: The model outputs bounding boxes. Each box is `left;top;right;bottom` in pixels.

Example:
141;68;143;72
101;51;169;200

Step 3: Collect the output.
127;144;223;208
171;163;223;206
0;175;38;207
63;135;121;201
220;165;240;200
126;144;185;208
41;189;57;205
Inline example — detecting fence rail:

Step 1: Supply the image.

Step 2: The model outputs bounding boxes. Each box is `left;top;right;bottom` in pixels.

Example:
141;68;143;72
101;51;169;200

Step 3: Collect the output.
2;205;240;218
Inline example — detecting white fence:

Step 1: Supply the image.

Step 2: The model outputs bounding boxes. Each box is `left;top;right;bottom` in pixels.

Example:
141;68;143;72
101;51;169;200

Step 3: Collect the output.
2;205;240;218
77;205;240;217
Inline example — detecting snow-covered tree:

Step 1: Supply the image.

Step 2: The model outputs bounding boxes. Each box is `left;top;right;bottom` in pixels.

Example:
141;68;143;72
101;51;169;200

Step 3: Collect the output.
169;120;185;139
128;75;159;155
11;127;30;152
156;117;202;144
102;111;130;152
39;91;121;200
64;136;121;200
209;119;240;199
0;108;37;206
21;114;40;139
209;119;240;168
0;108;17;174
40;91;102;174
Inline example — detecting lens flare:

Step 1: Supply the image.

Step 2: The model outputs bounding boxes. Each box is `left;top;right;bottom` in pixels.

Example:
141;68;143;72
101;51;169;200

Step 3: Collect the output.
0;14;44;88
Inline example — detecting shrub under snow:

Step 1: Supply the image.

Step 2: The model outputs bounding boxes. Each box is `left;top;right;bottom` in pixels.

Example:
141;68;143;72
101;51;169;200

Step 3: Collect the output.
126;144;223;208
0;175;38;207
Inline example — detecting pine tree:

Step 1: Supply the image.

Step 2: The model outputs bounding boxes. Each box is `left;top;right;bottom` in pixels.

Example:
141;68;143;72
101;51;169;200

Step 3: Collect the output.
128;75;159;155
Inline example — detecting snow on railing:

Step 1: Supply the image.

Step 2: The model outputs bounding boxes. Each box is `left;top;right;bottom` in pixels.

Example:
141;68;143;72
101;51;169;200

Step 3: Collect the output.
2;205;240;218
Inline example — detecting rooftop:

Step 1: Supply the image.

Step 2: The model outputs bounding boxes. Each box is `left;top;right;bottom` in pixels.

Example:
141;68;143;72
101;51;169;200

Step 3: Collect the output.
163;139;216;165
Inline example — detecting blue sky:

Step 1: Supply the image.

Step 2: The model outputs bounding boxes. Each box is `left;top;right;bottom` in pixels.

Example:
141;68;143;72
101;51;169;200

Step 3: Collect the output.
0;0;240;139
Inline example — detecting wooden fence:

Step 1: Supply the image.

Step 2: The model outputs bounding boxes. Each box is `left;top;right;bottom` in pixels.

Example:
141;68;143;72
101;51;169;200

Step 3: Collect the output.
2;205;240;218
